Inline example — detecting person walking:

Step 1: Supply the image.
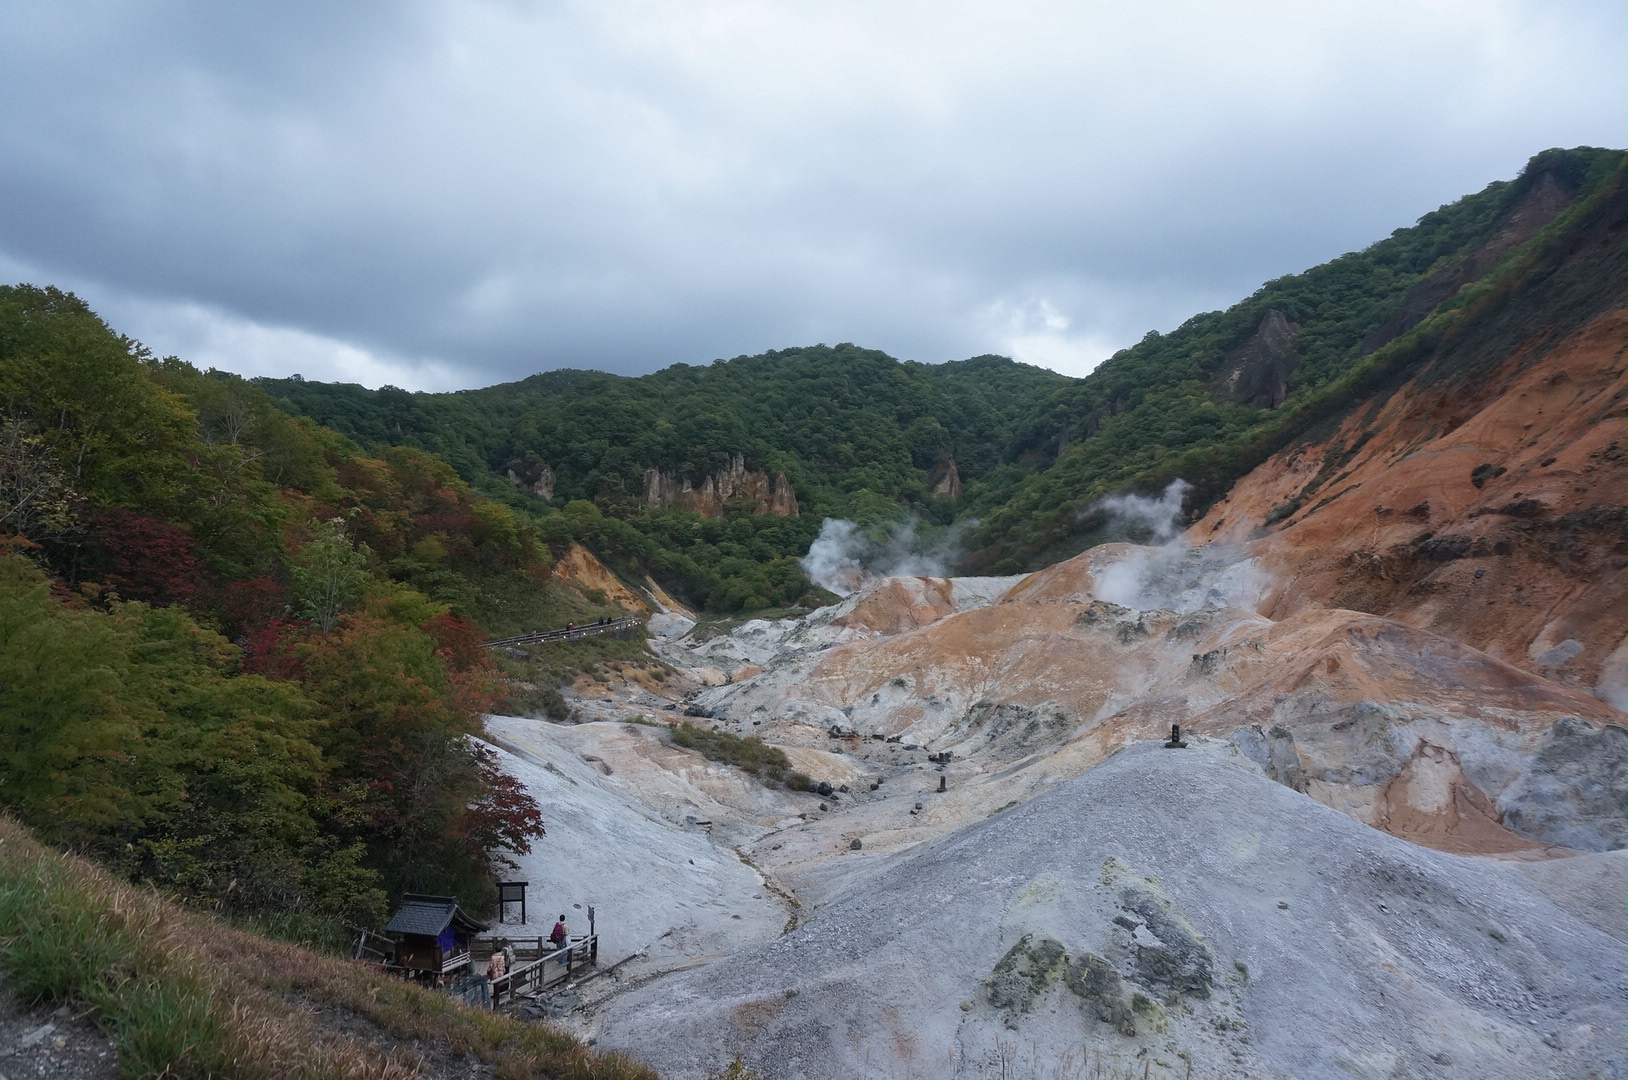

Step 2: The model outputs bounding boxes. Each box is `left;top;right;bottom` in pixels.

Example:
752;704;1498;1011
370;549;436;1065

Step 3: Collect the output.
549;915;569;960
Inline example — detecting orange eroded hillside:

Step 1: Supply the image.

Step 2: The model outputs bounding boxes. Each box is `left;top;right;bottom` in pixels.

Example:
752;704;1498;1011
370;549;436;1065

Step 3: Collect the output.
552;541;652;613
1194;295;1625;700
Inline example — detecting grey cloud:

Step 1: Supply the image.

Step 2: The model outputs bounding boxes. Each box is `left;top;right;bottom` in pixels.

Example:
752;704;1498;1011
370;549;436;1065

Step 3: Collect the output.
0;1;1620;387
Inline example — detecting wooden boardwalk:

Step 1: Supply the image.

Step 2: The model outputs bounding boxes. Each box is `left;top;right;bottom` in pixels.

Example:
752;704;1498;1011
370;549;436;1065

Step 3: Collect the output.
352;927;603;1010
479;617;639;649
482;934;601;1007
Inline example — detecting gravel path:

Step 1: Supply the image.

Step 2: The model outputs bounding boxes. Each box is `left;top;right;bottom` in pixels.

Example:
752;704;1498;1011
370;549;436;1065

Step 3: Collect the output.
0;978;118;1080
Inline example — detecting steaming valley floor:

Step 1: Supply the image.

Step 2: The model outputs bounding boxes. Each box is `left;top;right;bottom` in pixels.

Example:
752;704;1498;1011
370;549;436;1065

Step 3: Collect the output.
485;546;1625;1079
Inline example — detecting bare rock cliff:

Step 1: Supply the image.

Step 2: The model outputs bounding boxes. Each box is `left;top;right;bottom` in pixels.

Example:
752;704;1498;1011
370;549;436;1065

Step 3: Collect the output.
929;455;963;498
505;463;555;500
1218;308;1301;409
551;542;650;612
643;454;799;517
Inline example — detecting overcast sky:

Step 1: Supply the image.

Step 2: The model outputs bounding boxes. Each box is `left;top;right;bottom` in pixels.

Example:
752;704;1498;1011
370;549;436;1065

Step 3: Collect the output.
1;1;1619;390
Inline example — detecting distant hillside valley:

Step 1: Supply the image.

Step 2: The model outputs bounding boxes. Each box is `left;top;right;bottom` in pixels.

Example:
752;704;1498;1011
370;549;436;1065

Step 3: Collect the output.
259;146;1624;700
0;146;1621;1079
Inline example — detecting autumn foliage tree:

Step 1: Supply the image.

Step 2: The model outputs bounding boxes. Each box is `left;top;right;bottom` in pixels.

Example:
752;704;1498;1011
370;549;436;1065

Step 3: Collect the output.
87;508;206;606
0;284;547;925
273;608;530;904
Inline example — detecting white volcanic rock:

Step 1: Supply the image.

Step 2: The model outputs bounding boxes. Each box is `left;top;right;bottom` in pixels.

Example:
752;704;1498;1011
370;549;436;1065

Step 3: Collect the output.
685;576;1624;857
593;741;1626;1080
670;574;1027;671
478;716;792;977
481;560;1622;1079
646;612;697;641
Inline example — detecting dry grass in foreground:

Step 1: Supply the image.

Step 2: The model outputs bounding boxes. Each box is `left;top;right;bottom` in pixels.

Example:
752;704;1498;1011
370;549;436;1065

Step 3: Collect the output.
0;816;659;1080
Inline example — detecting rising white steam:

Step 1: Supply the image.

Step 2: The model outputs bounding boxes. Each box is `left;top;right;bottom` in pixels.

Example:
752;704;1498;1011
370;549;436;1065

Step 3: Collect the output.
800;516;961;596
871;517;955;579
1090;479;1192;543
1086;479;1267;614
801;519;868;596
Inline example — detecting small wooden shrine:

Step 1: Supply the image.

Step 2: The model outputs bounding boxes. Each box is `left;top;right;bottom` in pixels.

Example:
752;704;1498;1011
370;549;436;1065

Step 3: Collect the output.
384;894;489;977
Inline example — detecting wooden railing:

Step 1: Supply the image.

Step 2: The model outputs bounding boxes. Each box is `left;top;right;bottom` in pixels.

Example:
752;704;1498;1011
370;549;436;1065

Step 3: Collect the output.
479;618;639;649
476;934;549;961
488;935;599;1008
346;928;600;1009
352;928;394;964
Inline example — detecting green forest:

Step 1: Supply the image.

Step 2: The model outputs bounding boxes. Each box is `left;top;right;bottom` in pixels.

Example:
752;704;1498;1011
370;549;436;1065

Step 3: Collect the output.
0;146;1619;939
264;348;1074;609
260;147;1623;580
0;285;587;929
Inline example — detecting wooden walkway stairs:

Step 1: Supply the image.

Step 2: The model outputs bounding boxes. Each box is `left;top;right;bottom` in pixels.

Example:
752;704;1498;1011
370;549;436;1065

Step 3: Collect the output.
482;934;602;1008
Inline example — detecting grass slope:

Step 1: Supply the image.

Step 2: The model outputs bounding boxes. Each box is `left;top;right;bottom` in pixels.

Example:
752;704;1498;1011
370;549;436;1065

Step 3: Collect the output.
0;816;658;1080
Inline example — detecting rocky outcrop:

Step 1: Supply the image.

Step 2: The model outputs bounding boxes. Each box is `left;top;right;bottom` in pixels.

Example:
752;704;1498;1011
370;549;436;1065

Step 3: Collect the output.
1494;717;1628;852
929;456;963;498
505;463;555;500
830;576;961;634
1217;308;1300;408
550;542;649;613
642;454;799;517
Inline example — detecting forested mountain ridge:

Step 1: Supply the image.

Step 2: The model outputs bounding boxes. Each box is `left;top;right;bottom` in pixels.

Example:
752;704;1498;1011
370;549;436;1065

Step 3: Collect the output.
0;285;606;927
969;145;1626;569
265;349;1069;515
262;347;1078;609
259;146;1624;585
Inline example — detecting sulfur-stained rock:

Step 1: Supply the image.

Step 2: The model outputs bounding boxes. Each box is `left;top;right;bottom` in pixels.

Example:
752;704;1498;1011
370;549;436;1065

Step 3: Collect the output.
985;934;1067;1022
1191;289;1626;696
1062;951;1138;1035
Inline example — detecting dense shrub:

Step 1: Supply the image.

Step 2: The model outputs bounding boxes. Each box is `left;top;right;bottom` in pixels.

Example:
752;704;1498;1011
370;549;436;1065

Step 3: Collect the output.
668;722;790;783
